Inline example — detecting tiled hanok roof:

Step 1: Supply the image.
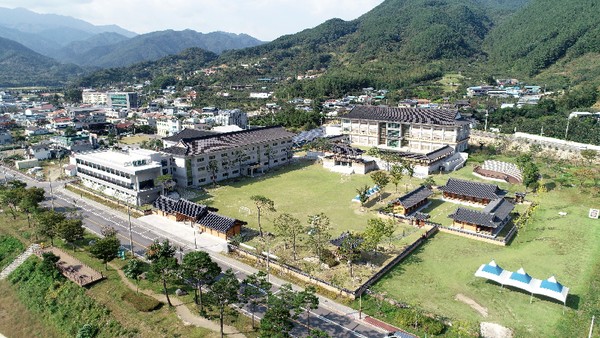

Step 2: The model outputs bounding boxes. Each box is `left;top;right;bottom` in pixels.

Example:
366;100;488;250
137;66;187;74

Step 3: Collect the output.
161;126;296;156
412;212;430;221
152;195;240;233
438;177;502;200
447;198;514;228
329;231;363;248
341;105;471;126
392;185;433;209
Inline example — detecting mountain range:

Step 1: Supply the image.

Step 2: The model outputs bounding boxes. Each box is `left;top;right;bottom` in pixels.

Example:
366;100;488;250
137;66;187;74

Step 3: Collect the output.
0;7;265;80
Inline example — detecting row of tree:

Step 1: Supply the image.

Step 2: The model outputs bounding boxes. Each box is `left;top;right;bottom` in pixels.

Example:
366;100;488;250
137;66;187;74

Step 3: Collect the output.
123;239;330;338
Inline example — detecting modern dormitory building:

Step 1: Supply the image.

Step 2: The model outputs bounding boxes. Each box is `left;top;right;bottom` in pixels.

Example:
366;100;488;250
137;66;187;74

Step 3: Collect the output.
161;126;296;188
340;105;471;176
74;148;170;206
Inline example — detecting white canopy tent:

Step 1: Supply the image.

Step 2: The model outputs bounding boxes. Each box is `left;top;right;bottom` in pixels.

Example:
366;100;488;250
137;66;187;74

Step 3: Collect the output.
474;261;569;313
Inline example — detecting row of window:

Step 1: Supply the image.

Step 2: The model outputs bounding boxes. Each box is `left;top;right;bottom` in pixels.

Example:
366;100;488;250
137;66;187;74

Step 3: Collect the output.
76;159;132;179
194;143;292;163
77;167;134;190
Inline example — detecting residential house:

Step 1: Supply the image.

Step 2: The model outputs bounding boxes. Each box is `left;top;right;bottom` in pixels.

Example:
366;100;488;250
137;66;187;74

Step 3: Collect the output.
27;144;52;160
25;126;49;136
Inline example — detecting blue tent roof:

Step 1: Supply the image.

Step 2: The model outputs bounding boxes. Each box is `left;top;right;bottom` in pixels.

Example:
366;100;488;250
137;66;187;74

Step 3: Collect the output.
482;260;504;276
540;276;564;293
509;269;532;284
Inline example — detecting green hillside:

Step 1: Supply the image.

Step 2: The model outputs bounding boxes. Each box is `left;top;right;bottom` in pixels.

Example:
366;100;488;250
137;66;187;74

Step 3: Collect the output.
485;0;600;76
0;37;87;87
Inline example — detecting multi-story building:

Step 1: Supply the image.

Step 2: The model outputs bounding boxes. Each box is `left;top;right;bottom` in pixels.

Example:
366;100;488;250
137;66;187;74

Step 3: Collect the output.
82;91;108;105
214;109;248;129
156;118;182;137
74;149;169;205
161;126;296;187
341;106;470;153
0;129;12;145
50;135;94;152
82;91;138;109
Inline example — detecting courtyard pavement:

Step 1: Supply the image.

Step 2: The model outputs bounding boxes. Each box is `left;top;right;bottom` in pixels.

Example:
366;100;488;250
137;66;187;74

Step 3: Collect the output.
137;214;229;253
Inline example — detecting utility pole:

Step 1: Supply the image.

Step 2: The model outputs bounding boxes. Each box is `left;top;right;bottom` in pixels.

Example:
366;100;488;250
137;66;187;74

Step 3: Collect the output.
266;242;270;283
589;315;595;338
565;118;570;140
127;202;134;257
484;111;489;131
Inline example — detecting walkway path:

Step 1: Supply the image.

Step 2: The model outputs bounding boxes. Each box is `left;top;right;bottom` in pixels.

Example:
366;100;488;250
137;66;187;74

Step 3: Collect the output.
111;262;247;338
0;244;40;280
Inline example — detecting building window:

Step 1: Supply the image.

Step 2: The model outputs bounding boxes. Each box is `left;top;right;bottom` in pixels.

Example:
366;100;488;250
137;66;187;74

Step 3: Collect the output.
232;170;239;174
209;155;215;159
221;153;228;157
222;173;228;177
198;167;205;171
199;178;206;183
197;157;205;162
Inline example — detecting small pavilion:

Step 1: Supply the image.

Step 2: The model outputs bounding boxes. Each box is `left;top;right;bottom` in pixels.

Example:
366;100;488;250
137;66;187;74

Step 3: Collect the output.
439;177;505;206
390;185;433;216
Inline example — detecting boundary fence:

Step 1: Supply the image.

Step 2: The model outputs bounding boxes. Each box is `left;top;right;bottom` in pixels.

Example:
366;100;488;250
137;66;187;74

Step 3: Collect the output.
229;225;439;299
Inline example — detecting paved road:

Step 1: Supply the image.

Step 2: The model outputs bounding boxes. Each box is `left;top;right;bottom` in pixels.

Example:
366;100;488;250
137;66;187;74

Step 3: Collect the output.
5;166;386;338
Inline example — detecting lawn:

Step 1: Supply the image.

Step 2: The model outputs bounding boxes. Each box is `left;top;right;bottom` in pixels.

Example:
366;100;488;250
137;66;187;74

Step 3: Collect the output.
359;183;600;337
120;135;149;145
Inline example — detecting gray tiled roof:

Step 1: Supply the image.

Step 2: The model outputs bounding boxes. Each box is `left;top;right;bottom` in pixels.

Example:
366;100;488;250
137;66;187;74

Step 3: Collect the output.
378;145;454;163
426;145;454;161
341;105;471;126
162;126;296;156
412;212;430;221
162;128;216;143
393;185;433;209
447;198;514;228
439;177;501;200
152;195;239;233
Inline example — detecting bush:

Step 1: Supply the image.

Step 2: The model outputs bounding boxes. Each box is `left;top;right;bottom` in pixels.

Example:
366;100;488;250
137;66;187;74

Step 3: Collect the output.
76;324;97;338
320;250;339;268
394;308;445;335
121;290;161;312
0;236;25;269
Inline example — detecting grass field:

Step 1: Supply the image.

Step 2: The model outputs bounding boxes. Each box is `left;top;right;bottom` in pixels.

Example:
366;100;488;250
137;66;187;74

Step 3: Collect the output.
358;181;600;337
120;135;149;144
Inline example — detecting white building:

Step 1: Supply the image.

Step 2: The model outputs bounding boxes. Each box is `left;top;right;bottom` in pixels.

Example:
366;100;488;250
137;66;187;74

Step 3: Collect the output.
82;91;108;105
27;144;51;160
214;109;248;129
250;92;271;99
156;118;182;137
74;148;170;205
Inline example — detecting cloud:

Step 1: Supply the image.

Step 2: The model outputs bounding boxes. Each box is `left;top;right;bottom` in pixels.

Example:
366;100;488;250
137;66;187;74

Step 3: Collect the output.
0;0;384;40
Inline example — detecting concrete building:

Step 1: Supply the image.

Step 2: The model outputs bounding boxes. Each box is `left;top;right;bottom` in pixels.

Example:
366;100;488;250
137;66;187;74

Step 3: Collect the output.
82;91;138;109
50;135;94;152
161;126;295;187
214;109;248;129
74;148;169;205
27;144;52;160
157;118;183;137
82;91;108;105
0;129;12;145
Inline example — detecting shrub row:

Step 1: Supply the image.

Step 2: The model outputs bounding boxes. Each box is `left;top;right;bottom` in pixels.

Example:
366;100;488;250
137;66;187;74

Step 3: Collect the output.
121;290;161;312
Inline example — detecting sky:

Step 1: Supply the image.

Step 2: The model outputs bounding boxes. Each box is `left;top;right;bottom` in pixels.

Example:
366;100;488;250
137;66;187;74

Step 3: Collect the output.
0;0;384;41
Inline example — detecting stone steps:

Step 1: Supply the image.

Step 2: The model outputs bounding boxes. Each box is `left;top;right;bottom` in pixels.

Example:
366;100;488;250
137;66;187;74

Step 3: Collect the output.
0;244;41;280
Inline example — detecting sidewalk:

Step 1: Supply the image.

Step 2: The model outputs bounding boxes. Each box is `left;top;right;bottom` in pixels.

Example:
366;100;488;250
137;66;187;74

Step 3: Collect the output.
57;186;389;335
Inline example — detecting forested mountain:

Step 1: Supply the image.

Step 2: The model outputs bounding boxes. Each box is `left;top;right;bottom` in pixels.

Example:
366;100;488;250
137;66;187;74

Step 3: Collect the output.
48;32;131;64
0;25;57;56
0;37;87;87
76;47;218;87
485;0;600;76
65;30;264;69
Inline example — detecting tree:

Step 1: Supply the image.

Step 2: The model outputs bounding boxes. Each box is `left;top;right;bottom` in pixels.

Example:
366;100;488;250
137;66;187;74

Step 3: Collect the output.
516;153;533;171
233;149;249;175
294;286;320;336
403;162;415;190
250;195;275;237
64;126;77;136
338;234;362;278
147;255;179;307
37;210;65;246
261;285;296;338
356;184;370;210
40;251;61;279
146;239;177;261
242;270;272;329
421;176;436;187
89;228;121;270
273;213;303;259
209;269;240;338
382;218;397;248
363;218;385;256
529;143;543;159
18;187;45;228
370;171;389;202
523;162;540;191
307;329;331;338
208;160;219;187
154;174;173;196
307;213;331;261
123;258;144;295
58;218;84;251
390;164;403;193
581;149;598;166
182;251;221;313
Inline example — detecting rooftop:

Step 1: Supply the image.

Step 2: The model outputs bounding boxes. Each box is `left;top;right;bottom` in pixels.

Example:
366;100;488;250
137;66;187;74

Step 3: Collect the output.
341;105;471;126
162;126;296;156
439;177;503;200
447;198;515;229
152;196;241;233
76;149;161;172
393;185;433;209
